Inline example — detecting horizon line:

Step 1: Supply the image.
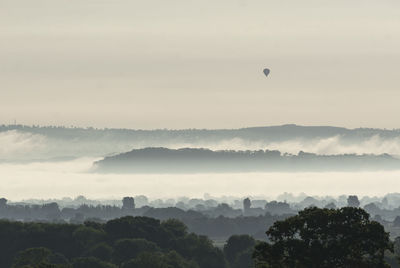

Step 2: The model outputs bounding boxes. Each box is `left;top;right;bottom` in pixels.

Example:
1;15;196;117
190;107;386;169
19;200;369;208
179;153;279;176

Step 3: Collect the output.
2;123;400;132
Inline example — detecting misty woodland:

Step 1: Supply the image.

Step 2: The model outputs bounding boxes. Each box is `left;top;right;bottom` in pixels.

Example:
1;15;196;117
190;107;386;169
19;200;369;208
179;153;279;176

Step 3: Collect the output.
3;125;400;267
2;0;400;266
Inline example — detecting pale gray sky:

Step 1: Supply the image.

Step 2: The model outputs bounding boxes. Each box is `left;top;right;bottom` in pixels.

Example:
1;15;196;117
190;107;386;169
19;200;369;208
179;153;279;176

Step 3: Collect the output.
1;0;399;129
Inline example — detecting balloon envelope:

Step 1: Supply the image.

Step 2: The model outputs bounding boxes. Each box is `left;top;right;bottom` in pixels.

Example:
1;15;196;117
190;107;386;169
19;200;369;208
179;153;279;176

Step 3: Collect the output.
263;68;270;77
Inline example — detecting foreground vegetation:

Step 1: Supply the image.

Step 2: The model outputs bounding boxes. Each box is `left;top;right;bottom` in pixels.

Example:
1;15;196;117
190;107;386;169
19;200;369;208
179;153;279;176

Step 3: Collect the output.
254;207;394;267
2;207;400;268
0;216;237;268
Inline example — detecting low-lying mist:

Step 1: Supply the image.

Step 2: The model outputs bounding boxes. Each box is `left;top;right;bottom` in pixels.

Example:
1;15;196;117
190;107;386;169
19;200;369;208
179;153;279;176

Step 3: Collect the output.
2;126;400;201
1;158;400;201
3;129;400;161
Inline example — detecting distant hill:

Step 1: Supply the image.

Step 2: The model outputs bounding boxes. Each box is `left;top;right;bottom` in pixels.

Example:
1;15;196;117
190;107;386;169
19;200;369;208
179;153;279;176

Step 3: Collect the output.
93;147;400;173
3;124;400;161
2;124;400;142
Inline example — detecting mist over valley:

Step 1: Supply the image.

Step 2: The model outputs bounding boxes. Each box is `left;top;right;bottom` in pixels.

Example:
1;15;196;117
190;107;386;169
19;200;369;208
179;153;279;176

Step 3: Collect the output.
3;0;400;265
4;124;400;162
2;124;400;200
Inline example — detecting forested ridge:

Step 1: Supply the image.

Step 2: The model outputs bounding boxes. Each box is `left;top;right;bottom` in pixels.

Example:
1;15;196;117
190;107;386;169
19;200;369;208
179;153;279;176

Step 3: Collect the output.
94;147;400;173
3;124;400;142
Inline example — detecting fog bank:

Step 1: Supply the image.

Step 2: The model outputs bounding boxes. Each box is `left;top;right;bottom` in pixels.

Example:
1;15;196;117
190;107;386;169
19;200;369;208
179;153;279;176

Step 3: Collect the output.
4;129;400;161
1;158;400;200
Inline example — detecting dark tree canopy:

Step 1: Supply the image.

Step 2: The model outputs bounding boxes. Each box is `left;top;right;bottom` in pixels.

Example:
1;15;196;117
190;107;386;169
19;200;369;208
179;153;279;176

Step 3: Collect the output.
253;207;393;268
122;197;135;210
223;235;255;268
121;251;198;268
0;216;227;268
243;198;251;211
347;195;360;207
113;238;159;264
0;198;7;208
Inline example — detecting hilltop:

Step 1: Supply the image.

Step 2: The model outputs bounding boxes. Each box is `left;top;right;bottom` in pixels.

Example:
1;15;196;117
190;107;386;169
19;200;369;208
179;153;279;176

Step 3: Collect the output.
93;147;400;173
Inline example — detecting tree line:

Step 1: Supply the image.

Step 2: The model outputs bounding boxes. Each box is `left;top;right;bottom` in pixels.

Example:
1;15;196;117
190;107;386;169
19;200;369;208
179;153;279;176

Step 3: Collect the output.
2;207;400;267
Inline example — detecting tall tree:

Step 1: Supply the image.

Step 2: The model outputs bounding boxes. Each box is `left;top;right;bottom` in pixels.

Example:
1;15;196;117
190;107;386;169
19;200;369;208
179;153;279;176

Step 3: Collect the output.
253;207;393;268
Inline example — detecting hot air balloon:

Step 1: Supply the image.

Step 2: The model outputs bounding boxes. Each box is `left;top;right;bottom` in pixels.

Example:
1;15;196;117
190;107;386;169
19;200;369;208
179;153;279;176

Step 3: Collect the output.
263;68;270;77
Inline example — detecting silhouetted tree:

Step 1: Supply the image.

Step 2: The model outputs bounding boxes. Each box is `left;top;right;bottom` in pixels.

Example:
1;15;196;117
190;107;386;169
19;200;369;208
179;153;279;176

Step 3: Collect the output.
122;197;135;210
253;207;393;268
347;195;360;207
0;198;7;208
264;201;292;215
243;198;251;212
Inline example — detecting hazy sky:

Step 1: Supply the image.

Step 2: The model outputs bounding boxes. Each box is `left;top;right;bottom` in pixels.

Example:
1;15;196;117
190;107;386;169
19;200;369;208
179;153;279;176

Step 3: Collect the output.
1;0;399;129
